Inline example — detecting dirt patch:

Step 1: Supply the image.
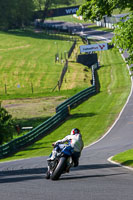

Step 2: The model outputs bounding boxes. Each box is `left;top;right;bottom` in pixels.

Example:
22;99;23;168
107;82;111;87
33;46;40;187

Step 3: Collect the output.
2;96;66;119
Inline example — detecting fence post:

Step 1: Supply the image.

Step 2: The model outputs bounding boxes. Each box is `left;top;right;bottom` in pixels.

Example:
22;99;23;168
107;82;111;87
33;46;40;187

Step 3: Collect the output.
67;105;70;115
5;84;7;94
58;81;60;91
31;82;34;94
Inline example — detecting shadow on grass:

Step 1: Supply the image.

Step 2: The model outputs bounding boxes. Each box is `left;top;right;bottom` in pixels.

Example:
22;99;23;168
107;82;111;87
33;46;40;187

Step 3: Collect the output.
70;112;96;119
100;62;124;68
3;29;76;42
23;146;48;151
121;160;133;166
15;116;51;130
88;25;113;32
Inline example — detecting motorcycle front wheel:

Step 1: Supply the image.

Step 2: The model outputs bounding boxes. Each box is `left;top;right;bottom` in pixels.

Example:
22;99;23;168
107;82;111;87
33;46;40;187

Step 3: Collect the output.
45;170;50;179
51;157;67;180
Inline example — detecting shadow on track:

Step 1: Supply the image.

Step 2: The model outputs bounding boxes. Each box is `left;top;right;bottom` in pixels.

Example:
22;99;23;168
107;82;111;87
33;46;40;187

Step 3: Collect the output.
61;163;126;180
0;167;47;184
0;175;45;183
0;163;125;183
0;167;47;177
71;163;120;171
61;172;126;181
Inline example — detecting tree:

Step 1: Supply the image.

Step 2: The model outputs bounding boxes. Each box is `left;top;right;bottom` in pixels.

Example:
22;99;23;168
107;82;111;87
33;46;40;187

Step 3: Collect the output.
77;0;133;21
15;0;35;27
34;0;76;19
77;0;113;21
77;0;133;65
0;0;34;30
112;12;133;65
0;103;14;145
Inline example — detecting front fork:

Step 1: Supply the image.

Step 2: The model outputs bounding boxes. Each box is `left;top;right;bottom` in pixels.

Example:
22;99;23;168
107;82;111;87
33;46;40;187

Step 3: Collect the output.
47;159;58;175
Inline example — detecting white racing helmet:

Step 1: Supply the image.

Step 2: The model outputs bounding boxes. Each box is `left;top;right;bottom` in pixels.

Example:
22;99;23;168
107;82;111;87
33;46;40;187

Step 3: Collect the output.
71;128;80;135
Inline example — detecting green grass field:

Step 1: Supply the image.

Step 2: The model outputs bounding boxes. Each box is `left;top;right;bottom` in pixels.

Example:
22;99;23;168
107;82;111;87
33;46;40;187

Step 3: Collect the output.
0;46;131;162
0;29;87;99
0;29;91;141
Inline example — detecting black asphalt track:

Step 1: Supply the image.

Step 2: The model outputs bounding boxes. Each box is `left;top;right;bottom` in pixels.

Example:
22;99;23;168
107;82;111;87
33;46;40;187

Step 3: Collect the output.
0;22;133;200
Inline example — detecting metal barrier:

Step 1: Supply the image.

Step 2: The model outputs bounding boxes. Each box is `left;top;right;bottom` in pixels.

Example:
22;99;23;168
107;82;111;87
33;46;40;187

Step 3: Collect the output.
0;107;69;158
0;63;98;159
96;14;129;29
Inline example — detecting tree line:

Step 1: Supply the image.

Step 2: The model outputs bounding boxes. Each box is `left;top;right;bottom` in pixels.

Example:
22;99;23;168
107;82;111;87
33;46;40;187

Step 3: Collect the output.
0;0;76;30
0;103;14;145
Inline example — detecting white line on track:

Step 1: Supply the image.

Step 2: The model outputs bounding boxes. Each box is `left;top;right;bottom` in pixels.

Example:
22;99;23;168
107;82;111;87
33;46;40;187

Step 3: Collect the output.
108;156;133;171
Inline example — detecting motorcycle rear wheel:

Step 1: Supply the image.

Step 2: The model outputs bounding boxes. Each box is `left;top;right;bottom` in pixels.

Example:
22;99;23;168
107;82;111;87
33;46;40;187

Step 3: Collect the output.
51;157;67;180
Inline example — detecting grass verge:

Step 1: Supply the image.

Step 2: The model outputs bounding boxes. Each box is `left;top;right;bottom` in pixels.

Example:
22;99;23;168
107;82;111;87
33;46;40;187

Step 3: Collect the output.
112;149;133;168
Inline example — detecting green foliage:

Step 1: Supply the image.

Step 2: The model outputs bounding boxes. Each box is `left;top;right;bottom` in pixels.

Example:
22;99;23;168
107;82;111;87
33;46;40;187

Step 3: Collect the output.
0;0;34;30
0;103;14;145
0;0;78;29
112;149;133;168
112;12;133;65
77;0;133;65
77;0;113;21
111;0;133;11
77;0;133;21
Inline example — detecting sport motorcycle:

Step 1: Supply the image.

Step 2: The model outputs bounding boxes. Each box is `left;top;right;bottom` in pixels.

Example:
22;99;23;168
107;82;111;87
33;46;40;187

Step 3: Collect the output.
45;143;73;180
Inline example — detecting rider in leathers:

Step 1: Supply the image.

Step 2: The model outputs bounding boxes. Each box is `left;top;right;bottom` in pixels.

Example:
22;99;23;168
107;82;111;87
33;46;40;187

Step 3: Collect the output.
50;128;84;167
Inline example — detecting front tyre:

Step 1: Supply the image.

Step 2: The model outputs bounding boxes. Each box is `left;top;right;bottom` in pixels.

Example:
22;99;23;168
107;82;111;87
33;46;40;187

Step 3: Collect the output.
51;157;67;180
45;170;50;179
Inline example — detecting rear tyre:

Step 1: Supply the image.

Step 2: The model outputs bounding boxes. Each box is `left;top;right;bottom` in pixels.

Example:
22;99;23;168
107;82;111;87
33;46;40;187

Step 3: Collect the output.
51;157;67;180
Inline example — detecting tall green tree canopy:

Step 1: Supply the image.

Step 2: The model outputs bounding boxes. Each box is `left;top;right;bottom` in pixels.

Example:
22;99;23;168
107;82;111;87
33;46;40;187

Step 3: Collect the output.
77;0;133;65
0;103;14;145
77;0;133;21
0;0;77;29
112;12;133;65
0;0;34;29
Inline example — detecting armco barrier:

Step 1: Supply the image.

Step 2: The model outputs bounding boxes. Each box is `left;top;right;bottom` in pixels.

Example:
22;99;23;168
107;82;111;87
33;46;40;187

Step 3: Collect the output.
0;107;69;158
0;63;98;159
56;86;96;113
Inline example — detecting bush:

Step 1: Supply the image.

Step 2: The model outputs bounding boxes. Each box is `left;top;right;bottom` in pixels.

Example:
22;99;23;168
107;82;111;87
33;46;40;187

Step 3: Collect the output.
0;103;14;145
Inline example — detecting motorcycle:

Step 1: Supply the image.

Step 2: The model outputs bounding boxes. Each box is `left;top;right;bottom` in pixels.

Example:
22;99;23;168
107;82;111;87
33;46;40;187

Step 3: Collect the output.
45;143;74;180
